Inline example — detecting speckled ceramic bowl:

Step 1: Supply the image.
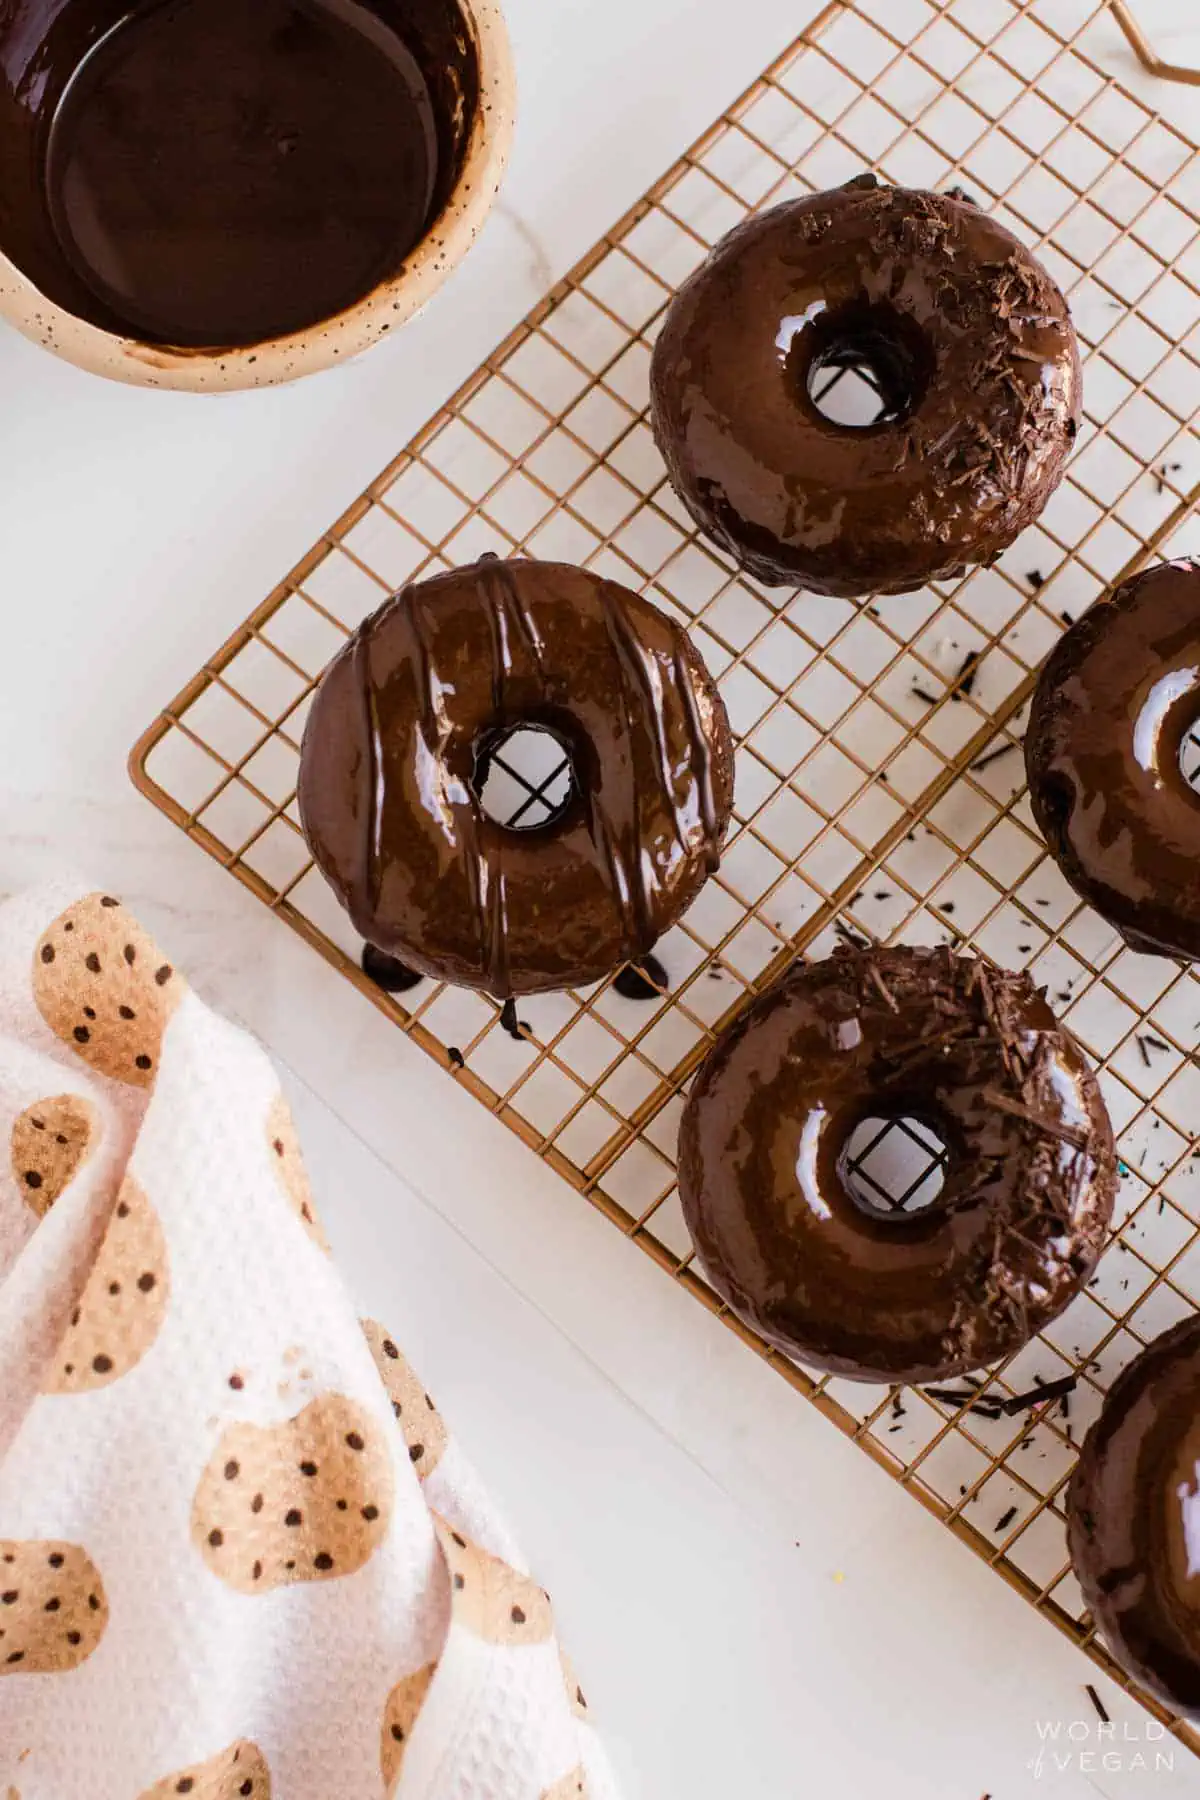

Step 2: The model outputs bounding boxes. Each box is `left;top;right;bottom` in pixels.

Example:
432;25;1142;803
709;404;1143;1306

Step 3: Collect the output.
0;0;513;392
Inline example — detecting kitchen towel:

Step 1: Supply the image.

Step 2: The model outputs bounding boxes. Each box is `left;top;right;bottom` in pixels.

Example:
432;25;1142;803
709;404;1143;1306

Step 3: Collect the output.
0;885;617;1800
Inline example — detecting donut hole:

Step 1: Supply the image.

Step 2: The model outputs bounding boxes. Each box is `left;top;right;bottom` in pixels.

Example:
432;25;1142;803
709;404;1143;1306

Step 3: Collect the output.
797;300;933;430
1179;723;1200;795
473;724;577;831
839;1112;948;1217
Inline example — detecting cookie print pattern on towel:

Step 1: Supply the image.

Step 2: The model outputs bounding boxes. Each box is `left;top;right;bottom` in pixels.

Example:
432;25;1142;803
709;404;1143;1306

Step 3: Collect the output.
434;1517;554;1646
380;1663;435;1793
192;1394;393;1594
10;1095;98;1217
137;1739;270;1799
560;1648;589;1720
362;1320;447;1478
0;1539;108;1672
45;1174;169;1393
265;1095;329;1254
32;895;183;1087
542;1771;589;1800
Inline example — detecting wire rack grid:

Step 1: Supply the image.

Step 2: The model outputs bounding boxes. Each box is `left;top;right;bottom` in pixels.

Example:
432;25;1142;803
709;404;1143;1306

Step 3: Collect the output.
132;0;1200;1752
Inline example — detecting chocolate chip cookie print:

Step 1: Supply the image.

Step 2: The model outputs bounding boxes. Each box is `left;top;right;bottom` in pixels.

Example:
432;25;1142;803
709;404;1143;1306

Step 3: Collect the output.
136;1740;270;1799
10;1094;98;1217
560;1648;589;1720
32;894;183;1086
434;1517;554;1645
0;1539;108;1673
265;1094;330;1253
191;1394;393;1594
45;1174;169;1393
380;1663;435;1793
542;1770;589;1800
362;1320;448;1478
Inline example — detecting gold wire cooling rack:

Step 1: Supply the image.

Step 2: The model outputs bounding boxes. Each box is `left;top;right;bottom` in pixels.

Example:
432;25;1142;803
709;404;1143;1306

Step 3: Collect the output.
132;0;1200;1754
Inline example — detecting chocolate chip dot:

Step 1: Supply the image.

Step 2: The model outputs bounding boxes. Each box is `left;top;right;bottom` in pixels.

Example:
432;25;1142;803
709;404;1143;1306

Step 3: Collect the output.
31;1117;44;1131
314;1552;334;1571
336;1499;348;1511
135;1054;152;1071
224;1460;240;1481
73;1026;90;1045
299;1459;318;1477
92;1353;113;1374
138;1272;156;1292
409;1445;424;1464
229;1373;244;1390
272;1138;284;1158
66;1631;81;1645
40;944;54;964
88;1593;100;1610
391;1725;405;1743
108;1281;121;1296
251;1493;264;1514
345;1431;365;1451
24;1170;42;1190
55;1133;67;1145
285;1509;302;1527
240;1784;253;1798
63;920;74;931
123;945;136;966
451;1532;466;1548
362;1504;380;1521
43;1597;60;1613
511;1605;526;1625
425;1394;436;1411
116;1200;129;1218
176;1781;195;1795
382;1338;399;1359
252;1560;263;1581
100;896;119;908
392;1401;402;1419
85;954;101;973
6;1650;24;1664
453;1572;465;1589
155;965;173;986
208;1529;223;1548
119;1005;135;1020
64;1364;74;1375
1;1590;17;1604
83;1007;96;1021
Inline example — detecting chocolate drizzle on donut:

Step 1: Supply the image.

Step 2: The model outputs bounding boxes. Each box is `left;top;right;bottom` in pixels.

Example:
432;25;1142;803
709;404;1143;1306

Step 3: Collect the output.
678;945;1116;1382
298;557;735;996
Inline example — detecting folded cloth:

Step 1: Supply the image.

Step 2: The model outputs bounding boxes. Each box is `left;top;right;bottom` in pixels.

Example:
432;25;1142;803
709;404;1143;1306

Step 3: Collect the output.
0;887;617;1800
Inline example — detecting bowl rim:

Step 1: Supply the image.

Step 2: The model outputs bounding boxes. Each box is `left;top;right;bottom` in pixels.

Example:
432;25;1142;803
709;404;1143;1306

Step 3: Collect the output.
0;0;515;392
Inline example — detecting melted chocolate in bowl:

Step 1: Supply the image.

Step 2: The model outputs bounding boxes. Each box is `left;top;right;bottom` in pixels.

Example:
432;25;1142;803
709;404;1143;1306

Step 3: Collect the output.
0;0;478;348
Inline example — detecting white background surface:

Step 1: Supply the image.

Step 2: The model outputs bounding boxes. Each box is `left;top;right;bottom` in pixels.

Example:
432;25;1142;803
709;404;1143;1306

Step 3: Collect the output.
2;1;1200;1795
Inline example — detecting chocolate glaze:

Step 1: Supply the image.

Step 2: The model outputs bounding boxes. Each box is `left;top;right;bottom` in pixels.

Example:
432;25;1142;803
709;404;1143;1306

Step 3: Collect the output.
297;557;735;997
1026;562;1200;961
1068;1315;1200;1717
649;178;1082;598
677;945;1115;1383
0;0;478;347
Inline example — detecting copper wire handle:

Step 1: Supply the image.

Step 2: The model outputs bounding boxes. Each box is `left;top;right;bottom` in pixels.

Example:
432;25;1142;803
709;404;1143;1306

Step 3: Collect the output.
1111;0;1200;85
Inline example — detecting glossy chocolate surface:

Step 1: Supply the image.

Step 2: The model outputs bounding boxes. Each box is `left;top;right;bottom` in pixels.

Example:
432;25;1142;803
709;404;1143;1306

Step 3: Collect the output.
0;0;477;347
649;179;1082;598
1069;1315;1200;1717
1026;562;1200;962
298;557;735;997
677;945;1115;1383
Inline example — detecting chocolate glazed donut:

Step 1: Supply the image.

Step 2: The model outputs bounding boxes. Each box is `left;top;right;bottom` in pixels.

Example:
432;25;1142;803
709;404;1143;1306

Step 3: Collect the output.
298;556;735;997
677;946;1116;1383
1068;1315;1200;1717
1026;561;1200;960
649;178;1081;597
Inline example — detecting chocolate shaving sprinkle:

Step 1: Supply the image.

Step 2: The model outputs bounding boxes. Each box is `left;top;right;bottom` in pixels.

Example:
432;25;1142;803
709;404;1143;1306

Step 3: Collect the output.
970;743;1015;774
911;684;940;707
995;1505;1018;1532
952;650;980;699
1085;1683;1110;1723
998;1375;1076;1416
980;1087;1088;1150
447;1047;465;1069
